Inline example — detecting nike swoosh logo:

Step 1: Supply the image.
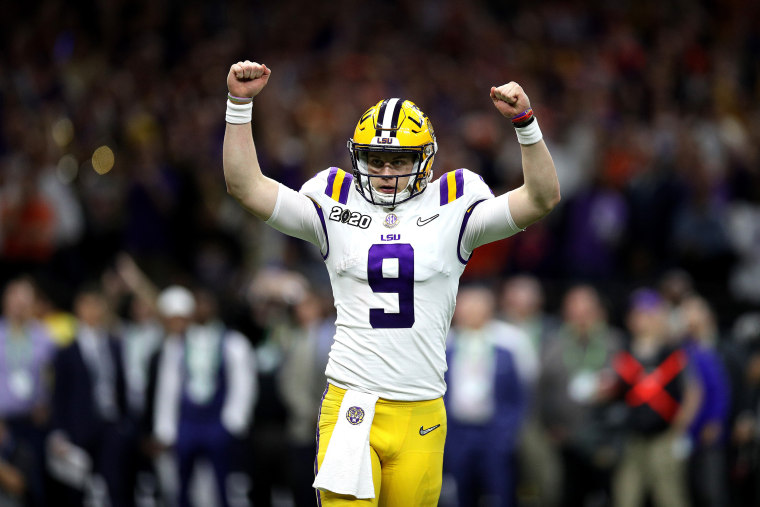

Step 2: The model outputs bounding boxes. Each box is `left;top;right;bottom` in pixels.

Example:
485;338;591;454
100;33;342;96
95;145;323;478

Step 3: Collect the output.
416;214;439;226
419;424;441;436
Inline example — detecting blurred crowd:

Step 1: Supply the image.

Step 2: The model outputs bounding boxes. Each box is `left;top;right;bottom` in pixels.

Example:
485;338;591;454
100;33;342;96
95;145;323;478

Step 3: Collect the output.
440;275;760;507
2;0;760;505
3;267;760;506
0;263;335;506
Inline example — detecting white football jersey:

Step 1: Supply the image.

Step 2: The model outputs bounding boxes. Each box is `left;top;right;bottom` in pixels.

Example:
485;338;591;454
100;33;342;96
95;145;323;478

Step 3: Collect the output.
266;167;522;400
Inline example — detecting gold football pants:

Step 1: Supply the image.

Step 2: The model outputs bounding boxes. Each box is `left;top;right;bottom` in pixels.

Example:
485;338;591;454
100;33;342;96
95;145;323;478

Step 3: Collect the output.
315;383;447;506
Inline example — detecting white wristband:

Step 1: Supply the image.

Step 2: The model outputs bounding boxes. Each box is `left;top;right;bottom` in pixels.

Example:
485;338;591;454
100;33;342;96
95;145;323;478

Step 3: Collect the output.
514;118;543;145
226;99;253;124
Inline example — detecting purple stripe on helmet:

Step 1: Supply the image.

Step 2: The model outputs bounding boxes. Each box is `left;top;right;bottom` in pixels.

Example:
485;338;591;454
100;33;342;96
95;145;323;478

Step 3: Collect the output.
389;99;403;137
375;99;389;137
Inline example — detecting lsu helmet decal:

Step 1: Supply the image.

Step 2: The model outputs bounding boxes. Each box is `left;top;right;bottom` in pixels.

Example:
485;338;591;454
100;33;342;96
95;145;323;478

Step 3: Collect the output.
347;98;438;206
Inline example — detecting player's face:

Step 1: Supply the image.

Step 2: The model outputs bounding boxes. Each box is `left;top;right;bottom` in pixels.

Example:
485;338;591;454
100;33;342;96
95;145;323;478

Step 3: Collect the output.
366;152;415;195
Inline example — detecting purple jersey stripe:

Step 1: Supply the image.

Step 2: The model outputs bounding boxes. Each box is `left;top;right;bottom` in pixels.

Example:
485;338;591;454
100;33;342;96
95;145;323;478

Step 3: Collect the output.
455;169;464;199
314;383;329;507
324;167;339;197
439;174;449;205
338;172;353;204
308;197;330;260
457;199;486;265
479;175;495;196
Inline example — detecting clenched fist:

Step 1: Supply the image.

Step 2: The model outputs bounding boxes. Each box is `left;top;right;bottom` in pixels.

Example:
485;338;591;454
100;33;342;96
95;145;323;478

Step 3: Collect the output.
490;82;531;118
227;60;271;99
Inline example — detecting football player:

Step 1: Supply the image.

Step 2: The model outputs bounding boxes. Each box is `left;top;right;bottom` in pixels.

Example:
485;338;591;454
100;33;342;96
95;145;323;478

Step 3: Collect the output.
223;60;560;506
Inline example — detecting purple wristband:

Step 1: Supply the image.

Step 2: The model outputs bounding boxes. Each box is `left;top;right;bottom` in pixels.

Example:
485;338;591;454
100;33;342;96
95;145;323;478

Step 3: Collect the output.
511;108;533;124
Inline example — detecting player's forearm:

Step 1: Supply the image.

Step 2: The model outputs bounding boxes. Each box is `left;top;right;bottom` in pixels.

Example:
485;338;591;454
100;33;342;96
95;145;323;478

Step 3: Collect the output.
490;83;561;227
520;139;560;216
223;122;278;220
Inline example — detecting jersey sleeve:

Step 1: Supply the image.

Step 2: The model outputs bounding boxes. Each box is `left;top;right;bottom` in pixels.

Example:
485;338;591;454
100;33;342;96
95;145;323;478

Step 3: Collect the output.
456;169;524;257
266;167;355;260
264;180;328;255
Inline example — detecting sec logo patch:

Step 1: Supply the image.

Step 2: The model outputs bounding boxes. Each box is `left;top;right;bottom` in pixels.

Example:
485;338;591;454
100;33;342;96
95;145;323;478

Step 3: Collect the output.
383;213;399;228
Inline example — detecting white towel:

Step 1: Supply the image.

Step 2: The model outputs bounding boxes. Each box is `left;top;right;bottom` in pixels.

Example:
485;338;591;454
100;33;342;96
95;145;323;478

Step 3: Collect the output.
313;389;379;498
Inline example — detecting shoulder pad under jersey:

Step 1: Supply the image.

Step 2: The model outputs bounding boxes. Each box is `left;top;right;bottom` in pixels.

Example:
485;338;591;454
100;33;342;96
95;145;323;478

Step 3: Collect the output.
438;168;494;206
301;167;354;205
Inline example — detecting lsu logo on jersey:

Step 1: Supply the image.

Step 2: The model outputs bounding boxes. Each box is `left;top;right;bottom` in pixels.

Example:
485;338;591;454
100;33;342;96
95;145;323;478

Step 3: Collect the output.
346;406;365;425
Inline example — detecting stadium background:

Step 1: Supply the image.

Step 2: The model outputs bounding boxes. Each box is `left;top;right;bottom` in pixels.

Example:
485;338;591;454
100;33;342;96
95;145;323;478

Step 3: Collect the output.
2;0;760;506
3;0;760;321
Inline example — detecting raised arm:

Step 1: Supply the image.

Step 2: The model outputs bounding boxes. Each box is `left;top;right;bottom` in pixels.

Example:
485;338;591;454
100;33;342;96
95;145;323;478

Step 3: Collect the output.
491;83;560;229
223;60;279;220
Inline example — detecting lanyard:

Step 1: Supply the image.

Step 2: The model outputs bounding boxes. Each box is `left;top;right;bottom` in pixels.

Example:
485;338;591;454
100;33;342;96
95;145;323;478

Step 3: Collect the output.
4;324;35;371
561;324;609;372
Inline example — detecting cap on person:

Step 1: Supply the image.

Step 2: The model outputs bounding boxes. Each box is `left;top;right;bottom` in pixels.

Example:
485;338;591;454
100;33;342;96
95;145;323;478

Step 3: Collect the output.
629;288;664;312
157;285;196;318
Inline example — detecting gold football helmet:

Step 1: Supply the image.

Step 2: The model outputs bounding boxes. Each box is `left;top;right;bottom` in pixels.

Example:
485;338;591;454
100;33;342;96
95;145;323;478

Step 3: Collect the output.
347;98;438;206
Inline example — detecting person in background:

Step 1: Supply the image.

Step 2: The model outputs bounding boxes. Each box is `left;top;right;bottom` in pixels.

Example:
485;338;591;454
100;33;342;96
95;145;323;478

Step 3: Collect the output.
103;253;164;420
443;285;537;507
540;284;624;507
194;286;257;506
31;281;76;348
499;274;559;359
0;419;31;507
728;312;760;506
657;269;696;340
121;294;163;422
678;295;731;507
143;285;196;506
498;274;560;507
96;253;167;505
0;277;55;507
245;268;310;507
48;284;134;507
147;285;256;507
277;287;335;506
609;288;701;507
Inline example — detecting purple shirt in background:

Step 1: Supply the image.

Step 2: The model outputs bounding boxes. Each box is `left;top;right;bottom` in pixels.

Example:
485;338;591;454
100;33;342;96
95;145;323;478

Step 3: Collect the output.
684;338;731;444
564;187;628;278
0;319;56;417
